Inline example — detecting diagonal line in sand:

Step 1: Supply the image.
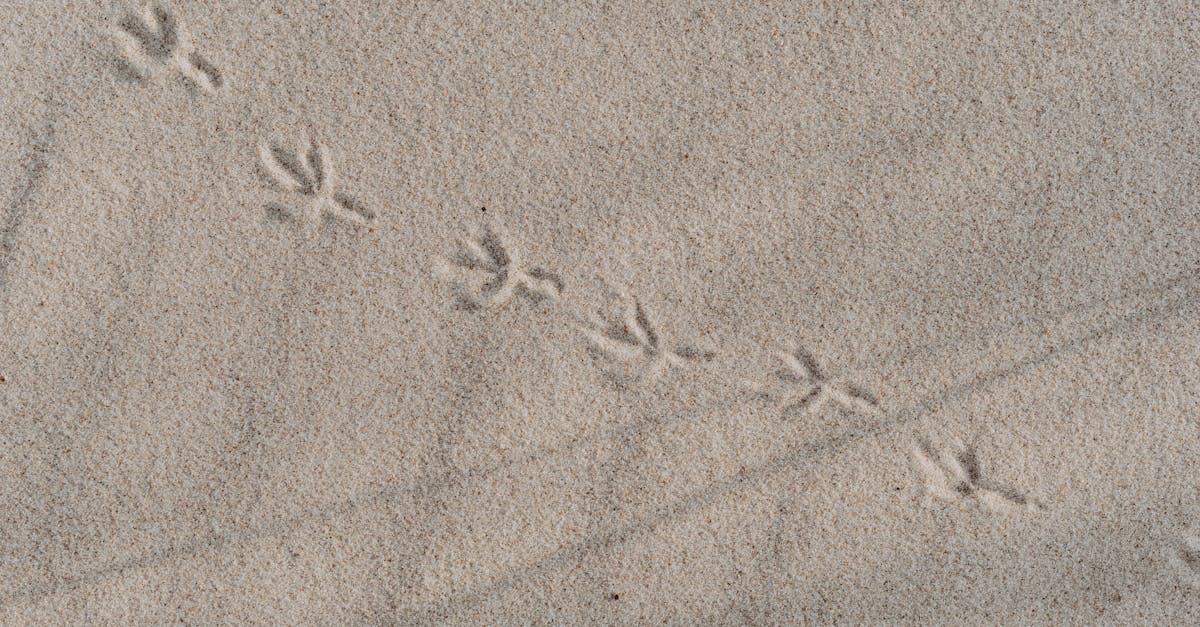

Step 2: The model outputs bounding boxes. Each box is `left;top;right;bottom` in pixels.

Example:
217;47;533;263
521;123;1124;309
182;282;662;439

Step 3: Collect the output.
0;118;57;306
2;267;1197;611
396;269;1200;621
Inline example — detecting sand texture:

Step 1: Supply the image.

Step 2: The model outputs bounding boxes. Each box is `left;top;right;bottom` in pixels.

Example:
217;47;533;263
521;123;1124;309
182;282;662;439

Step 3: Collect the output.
2;1;1199;624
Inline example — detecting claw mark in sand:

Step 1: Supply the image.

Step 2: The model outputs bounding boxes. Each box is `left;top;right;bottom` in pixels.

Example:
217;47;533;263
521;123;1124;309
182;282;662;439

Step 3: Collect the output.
582;293;715;387
911;438;1044;513
743;343;879;418
439;221;563;310
1168;534;1200;589
113;3;224;93
259;136;374;230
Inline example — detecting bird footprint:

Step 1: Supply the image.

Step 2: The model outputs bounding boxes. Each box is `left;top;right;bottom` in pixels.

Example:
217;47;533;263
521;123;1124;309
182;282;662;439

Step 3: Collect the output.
1168;534;1200;589
442;222;563;310
582;293;715;387
743;344;879;418
114;2;224;93
259;136;374;230
911;438;1044;513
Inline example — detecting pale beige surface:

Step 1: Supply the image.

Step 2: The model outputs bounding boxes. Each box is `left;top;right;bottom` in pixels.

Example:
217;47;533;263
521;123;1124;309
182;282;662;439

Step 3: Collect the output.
1;1;1199;624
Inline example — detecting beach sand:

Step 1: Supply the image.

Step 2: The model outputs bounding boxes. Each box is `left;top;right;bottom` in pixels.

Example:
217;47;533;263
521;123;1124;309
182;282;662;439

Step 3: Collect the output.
1;1;1198;623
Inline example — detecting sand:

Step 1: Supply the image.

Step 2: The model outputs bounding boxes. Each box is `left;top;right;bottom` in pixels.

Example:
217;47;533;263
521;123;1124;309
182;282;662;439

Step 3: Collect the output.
1;1;1198;623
